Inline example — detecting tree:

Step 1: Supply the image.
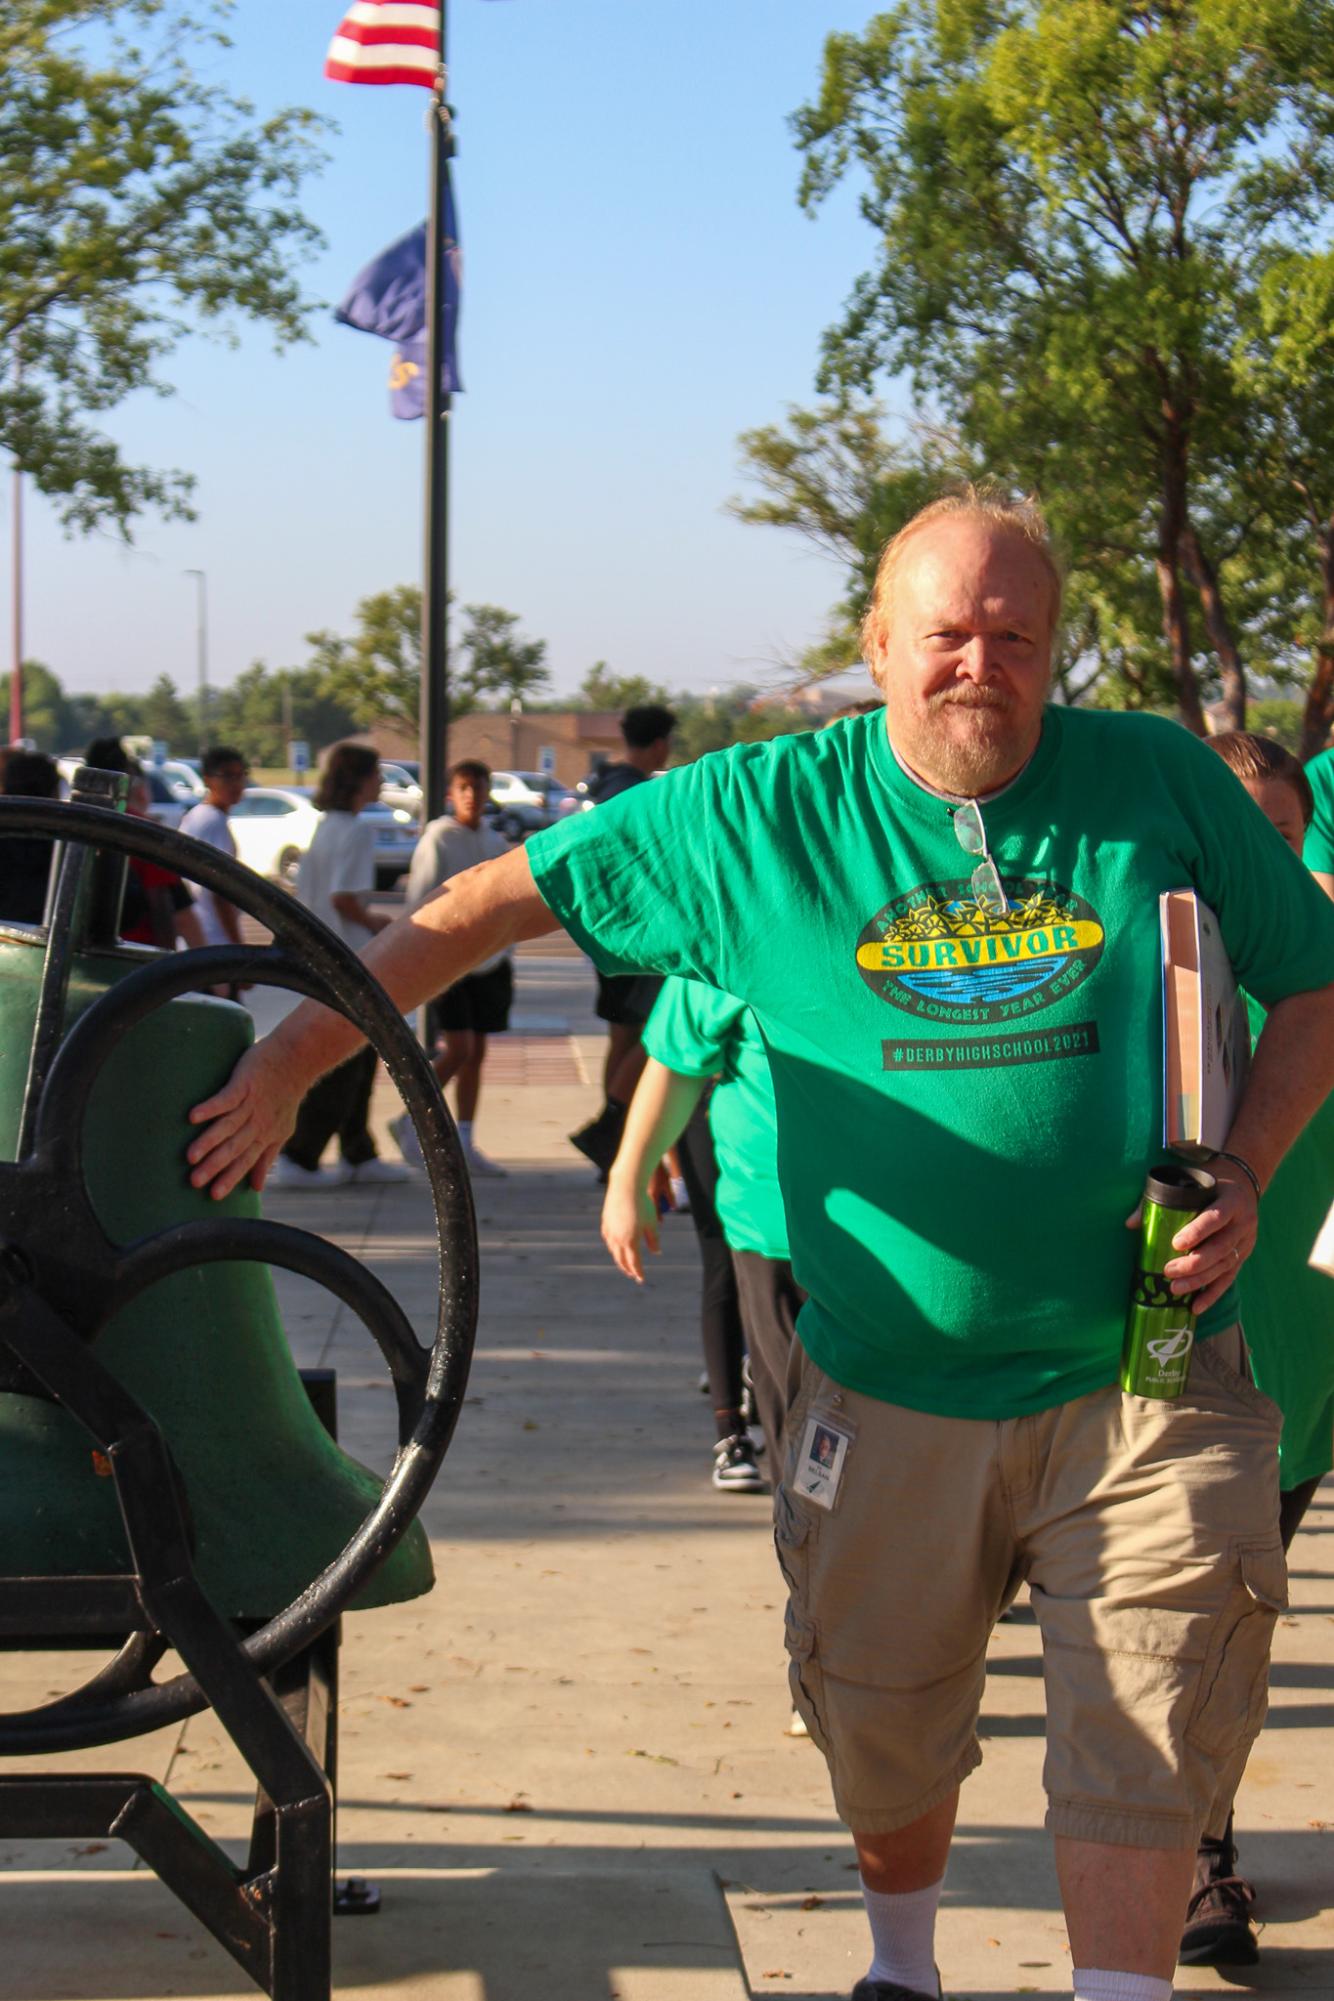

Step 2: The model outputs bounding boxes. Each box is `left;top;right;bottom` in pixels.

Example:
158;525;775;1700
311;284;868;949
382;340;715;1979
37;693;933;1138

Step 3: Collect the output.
455;604;550;709
793;1;1334;732
1;1;326;535
139;673;192;747
206;661;360;767
306;586;425;733
1227;250;1334;752
731;400;971;629
575;662;672;714
0;660;72;749
305;588;551;734
731;396;1158;709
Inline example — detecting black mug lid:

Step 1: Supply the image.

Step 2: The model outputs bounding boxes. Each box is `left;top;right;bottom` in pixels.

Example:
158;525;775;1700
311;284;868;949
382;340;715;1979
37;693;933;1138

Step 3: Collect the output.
1144;1162;1216;1212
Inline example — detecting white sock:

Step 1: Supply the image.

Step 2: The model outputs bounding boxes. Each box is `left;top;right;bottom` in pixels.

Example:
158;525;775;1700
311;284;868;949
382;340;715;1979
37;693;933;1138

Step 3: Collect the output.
861;1875;944;1995
459;1120;474;1148
1073;1971;1172;2001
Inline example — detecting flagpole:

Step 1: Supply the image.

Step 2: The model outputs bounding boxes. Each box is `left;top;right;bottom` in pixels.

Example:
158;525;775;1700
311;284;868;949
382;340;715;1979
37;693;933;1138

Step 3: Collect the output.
9;355;22;745
421;3;452;825
9;457;21;747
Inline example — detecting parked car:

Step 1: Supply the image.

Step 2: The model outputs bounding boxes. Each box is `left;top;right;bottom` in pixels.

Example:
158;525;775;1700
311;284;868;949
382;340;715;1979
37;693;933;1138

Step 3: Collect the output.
488;770;578;839
378;759;424;816
55;756;184;830
227;787;420;890
155;758;205;804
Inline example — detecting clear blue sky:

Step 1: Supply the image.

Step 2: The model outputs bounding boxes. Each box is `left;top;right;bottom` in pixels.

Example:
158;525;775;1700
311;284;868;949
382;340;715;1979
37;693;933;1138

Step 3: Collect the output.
14;0;889;707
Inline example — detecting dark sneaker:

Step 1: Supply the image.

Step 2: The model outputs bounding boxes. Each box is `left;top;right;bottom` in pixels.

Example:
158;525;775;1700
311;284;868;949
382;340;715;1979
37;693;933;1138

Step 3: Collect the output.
711;1433;767;1493
1179;1827;1259;1966
568;1102;626;1175
851;1982;940;2001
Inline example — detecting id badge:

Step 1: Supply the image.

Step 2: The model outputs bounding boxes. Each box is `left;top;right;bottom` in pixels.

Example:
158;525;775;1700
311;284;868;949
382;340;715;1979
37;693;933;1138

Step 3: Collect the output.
793;1407;856;1511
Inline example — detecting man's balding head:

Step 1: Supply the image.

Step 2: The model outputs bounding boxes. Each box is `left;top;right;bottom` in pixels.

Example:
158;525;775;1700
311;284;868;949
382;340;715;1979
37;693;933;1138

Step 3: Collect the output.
863;490;1061;796
862;487;1063;662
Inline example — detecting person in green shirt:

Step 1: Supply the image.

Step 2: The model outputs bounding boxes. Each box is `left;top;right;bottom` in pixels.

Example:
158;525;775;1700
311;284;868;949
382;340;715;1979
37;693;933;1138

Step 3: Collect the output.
602;977;803;1485
1303;743;1334;900
1181;731;1334;1967
188;489;1334;2001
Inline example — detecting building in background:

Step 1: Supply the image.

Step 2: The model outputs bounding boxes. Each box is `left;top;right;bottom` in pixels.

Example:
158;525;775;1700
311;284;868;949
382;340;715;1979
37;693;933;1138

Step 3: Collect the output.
370;711;623;787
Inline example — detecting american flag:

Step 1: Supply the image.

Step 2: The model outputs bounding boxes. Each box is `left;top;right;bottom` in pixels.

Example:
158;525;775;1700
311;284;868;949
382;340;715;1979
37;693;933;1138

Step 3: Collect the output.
325;3;441;88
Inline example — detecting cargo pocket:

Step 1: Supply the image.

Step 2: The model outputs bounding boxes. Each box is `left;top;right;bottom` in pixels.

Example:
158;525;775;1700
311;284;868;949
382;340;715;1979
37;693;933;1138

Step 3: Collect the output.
774;1484;832;1753
1186;1538;1288;1760
772;1479;812;1602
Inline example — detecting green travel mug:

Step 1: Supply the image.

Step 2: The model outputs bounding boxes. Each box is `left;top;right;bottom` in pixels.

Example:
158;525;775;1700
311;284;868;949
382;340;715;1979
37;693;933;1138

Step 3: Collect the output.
1120;1164;1217;1400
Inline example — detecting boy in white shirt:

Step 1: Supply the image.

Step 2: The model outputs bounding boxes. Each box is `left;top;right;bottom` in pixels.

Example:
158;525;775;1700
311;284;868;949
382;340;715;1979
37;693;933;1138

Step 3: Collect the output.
393;760;512;1177
269;743;409;1188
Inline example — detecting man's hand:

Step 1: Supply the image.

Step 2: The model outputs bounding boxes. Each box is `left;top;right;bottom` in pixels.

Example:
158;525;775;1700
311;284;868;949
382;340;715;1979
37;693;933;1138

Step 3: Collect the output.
601;1174;661;1283
1125;1163;1260;1318
187;1039;306;1200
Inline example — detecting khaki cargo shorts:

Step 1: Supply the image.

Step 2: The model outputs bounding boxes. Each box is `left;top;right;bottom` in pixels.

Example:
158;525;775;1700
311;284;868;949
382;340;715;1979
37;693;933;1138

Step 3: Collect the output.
776;1328;1286;1849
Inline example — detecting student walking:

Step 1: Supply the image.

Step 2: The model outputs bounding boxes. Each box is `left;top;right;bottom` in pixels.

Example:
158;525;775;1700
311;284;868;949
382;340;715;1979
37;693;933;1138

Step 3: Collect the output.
269;743;409;1190
1179;731;1334;1967
394;759;512;1179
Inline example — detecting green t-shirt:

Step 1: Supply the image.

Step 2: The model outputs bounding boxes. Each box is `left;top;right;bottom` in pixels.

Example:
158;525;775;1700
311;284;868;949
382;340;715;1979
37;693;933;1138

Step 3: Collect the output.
1305;747;1334;877
528;707;1334;1419
642;978;789;1260
1238;990;1334;1489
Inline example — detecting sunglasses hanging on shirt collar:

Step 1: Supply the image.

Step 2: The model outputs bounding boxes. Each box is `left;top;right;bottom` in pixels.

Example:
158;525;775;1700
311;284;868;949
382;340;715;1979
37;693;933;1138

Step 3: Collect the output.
952;800;1009;916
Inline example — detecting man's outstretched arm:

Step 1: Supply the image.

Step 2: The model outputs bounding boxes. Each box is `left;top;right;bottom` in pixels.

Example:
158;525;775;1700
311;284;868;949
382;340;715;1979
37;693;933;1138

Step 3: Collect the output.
188;844;558;1198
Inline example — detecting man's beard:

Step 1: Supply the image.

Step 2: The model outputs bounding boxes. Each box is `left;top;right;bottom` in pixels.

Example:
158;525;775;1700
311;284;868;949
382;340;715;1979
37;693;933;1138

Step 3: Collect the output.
892;685;1045;796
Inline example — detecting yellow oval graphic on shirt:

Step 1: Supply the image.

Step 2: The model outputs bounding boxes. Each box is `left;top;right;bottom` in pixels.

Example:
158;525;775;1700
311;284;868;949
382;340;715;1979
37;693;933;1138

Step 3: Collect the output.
857;918;1105;975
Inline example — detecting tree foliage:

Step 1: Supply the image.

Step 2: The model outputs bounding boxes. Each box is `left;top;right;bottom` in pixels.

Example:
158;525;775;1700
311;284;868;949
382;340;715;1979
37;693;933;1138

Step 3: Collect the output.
305;586;424;734
0;661;71;749
206;662;360;767
0;0;327;535
577;661;673;714
455;603;550;709
788;0;1334;743
304;588;552;730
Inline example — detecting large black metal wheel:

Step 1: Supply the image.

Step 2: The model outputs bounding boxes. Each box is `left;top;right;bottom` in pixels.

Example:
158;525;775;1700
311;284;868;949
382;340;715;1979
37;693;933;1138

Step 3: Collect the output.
0;798;478;1754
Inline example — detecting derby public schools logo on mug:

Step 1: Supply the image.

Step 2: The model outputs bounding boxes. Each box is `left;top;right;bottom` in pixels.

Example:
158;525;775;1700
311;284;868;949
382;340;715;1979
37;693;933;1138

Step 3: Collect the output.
1147;1329;1193;1366
855;876;1105;1025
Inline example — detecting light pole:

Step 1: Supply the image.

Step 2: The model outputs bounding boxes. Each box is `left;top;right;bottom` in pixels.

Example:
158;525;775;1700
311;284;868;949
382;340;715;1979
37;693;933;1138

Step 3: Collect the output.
184;569;208;756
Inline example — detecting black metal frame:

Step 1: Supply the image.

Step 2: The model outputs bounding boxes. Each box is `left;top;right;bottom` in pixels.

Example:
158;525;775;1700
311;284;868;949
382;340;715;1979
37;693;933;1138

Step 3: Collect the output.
0;793;479;1998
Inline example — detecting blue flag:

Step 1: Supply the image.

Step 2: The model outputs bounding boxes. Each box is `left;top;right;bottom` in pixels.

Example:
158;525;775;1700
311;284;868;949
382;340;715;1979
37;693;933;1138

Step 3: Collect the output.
335;196;461;415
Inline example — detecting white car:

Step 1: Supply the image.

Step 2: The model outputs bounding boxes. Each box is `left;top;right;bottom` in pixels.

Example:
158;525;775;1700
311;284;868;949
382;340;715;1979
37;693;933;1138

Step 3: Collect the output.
226;787;419;890
155;758;206;804
488;770;578;838
378;759;424;815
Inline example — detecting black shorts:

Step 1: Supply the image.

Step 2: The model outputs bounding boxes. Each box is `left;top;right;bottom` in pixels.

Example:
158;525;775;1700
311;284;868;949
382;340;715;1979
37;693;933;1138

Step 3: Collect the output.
428;959;514;1038
594;971;663;1027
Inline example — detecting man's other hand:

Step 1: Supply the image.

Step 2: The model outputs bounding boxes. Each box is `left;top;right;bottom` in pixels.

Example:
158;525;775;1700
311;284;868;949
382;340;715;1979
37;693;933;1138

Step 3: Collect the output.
187;1039;303;1200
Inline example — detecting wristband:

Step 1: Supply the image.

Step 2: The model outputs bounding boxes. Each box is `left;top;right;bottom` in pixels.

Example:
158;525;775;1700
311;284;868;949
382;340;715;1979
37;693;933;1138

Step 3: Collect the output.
1213;1149;1262;1204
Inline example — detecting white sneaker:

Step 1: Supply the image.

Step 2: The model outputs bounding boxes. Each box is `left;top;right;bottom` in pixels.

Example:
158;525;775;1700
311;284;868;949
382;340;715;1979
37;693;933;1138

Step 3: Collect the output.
464;1142;507;1179
266;1155;349;1191
346;1156;412;1185
388;1111;427;1172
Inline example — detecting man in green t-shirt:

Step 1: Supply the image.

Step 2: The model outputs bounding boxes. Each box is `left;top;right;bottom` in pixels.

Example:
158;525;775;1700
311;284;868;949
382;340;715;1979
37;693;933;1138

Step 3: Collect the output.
188;491;1334;2001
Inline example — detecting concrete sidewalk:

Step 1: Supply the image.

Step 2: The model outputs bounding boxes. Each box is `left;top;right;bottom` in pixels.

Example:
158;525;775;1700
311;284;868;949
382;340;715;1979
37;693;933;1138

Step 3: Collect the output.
4;946;1332;1999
